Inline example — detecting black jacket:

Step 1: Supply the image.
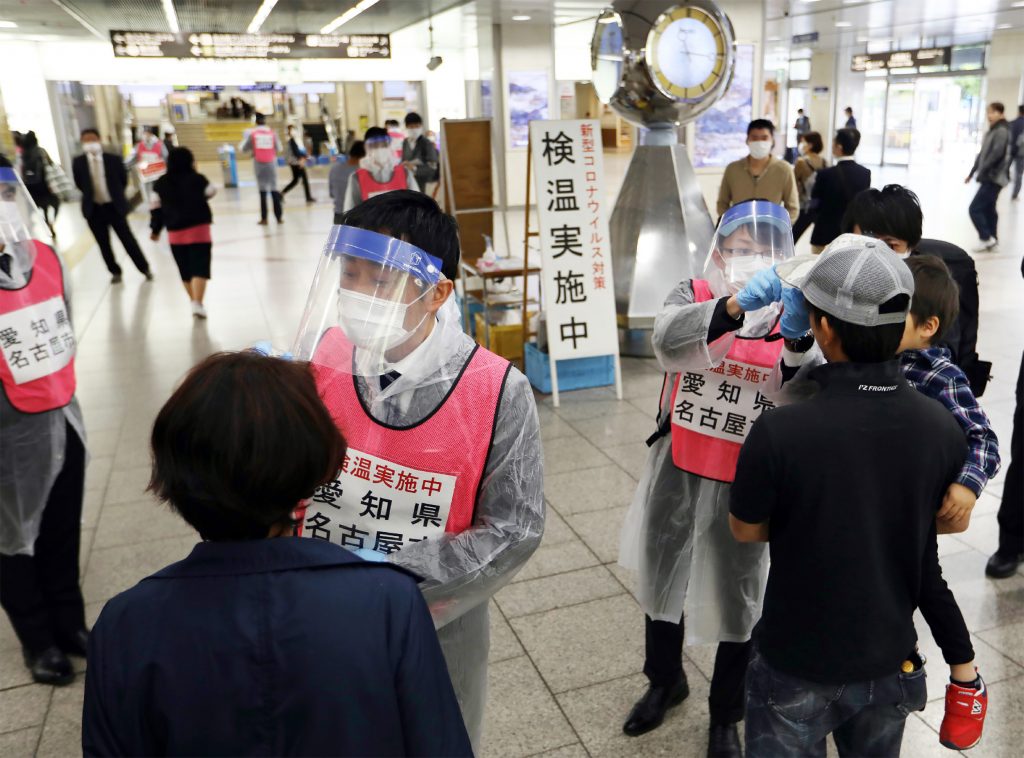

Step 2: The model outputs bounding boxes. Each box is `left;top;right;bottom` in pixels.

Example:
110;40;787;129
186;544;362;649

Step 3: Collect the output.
83;537;472;757
809;160;872;246
913;238;988;395
72;152;130;217
401;135;440;185
150;173;213;234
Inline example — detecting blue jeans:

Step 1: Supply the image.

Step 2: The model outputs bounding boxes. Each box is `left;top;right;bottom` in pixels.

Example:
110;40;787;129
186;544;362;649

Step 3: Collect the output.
745;647;927;757
968;182;1002;242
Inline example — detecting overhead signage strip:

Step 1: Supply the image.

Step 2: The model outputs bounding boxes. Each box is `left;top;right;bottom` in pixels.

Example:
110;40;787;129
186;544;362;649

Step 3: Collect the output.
110;30;391;59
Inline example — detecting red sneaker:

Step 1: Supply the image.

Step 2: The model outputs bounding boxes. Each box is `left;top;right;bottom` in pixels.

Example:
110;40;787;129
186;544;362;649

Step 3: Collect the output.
940;670;987;750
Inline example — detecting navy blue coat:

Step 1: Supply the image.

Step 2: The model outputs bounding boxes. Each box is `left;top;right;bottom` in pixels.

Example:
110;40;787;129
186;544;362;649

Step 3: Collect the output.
82;538;472;757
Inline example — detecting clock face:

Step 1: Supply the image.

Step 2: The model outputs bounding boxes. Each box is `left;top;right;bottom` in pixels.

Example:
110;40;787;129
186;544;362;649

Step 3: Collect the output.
591;10;625;103
646;5;729;101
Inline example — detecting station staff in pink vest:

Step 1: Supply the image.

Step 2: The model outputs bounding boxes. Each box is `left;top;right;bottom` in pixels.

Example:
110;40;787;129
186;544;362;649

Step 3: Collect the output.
240;113;283;225
618;201;816;756
130;127;168;202
342;126;419;212
290;190;544;750
0;168;89;688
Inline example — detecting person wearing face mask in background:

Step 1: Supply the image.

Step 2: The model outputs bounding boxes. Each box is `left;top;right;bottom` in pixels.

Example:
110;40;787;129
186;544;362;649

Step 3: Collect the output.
402;112;440;196
717;120;799;224
791;131;827;242
385;118;405;162
0;168;90;687
71;129;153;284
841;184;989;397
808;128;871;254
239;113;284;226
286;191;544;752
129;127;168;204
618;201;814;758
281;124;315;204
342;127;419;213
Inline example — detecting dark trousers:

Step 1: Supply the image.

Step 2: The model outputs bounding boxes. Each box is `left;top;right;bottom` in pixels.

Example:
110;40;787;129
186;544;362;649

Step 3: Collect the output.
745;647;926;757
968;182;1002;242
282;164;312;200
0;426;87;654
998;351;1024;557
644;614;750;725
86;203;151;276
1012;156;1023;199
260;191;283;221
792;209;815;243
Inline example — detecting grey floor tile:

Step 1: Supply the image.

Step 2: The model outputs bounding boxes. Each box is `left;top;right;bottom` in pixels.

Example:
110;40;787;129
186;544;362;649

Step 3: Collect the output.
556;665;709;758
479;657;577;758
972;489;1002;518
0;684;50;734
511;594;643;694
540;414;579;444
571;410;656;453
510;536;601;584
92;498;193;549
566;507;628;563
976;620;1024;666
0;727;40;756
600;442;651;482
528;743;588;758
620;370;667;400
0;652;34;691
898;713;946;758
955;513;1002;555
936;533;972;558
83;456;112;494
496;566;623;618
606;563;640;602
543;434;614;476
82;535;197;604
545;467;637;516
552;399;637;424
78;528;95;576
540;507;577;547
489;605;525;664
80;488;104;530
938;551;1024;629
103;465;154;506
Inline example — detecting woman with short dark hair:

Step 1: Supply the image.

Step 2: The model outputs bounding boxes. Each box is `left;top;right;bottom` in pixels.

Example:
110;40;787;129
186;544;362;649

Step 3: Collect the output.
792;130;827;242
83;352;472;757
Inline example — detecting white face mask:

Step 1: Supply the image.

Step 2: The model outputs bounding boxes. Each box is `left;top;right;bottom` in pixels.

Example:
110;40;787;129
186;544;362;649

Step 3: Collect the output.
724;255;769;294
83;142;102;155
406;127;423;141
337;288;416;353
797;143;808;155
748;140;772;160
361;148;395;181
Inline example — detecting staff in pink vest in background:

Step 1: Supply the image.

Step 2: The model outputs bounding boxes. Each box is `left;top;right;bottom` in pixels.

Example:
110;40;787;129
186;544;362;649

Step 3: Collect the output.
288;191;544;752
0;167;89;688
618;200;815;757
342;126;418;212
239;113;283;225
131;127;168;199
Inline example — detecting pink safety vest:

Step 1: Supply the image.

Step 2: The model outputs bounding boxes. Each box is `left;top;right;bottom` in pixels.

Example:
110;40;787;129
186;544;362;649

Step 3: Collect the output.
669;279;783;483
297;326;511;555
251;126;278;163
356;167;408;201
0;241;77;414
135;142;165;180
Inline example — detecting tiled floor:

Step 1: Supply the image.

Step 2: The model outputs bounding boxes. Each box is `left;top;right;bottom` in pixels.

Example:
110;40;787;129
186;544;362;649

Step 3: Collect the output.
1;154;1022;757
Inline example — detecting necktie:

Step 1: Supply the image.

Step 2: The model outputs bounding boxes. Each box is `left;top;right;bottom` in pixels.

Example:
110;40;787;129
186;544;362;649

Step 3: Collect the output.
379;370;401;390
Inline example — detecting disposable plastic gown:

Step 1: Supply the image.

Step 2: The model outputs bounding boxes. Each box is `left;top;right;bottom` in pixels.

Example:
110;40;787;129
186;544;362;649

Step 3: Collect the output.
314;301;545;748
619;279;802;642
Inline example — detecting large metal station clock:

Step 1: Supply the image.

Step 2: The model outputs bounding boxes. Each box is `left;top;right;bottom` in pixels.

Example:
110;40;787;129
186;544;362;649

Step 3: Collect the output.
646;4;731;101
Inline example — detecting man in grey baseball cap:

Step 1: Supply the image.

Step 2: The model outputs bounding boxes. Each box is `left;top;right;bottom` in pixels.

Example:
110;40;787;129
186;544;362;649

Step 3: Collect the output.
728;235;970;756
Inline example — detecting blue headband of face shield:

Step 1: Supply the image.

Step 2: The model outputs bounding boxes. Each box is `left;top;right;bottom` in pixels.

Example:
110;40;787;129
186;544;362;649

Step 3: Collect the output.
718;200;792;238
364;135;390;146
326;225;443;285
0;168;17;183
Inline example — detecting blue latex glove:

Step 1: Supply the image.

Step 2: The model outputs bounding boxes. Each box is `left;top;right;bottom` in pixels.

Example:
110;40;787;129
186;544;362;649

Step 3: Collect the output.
780;287;811;339
353;548;388;563
734;266;783;312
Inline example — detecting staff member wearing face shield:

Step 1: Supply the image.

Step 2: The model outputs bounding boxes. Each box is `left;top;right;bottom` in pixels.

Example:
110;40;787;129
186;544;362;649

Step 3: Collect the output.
618;201;814;758
717;120;800;223
0;168;89;687
342;127;419;213
290;190;544;750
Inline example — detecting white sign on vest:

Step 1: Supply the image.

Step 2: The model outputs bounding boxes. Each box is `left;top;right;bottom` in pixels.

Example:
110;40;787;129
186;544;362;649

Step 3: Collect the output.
529;120;620;363
0;295;76;384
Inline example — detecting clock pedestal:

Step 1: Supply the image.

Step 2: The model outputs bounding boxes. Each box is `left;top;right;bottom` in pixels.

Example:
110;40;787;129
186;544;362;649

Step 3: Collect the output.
610;129;716;357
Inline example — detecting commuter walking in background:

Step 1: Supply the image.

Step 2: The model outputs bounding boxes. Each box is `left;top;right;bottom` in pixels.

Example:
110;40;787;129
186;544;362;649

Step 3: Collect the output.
281;124;315;204
82;352;473;757
717;119;799;222
329;140;364;224
793;109;811;139
809;128;871;253
966;102;1012;252
162;129;176;154
402;112;440;193
791;130;827;241
240;113;283;226
149;147;216;320
1008;104;1023;201
71;129;153;284
844;107;857;129
15;131;60;238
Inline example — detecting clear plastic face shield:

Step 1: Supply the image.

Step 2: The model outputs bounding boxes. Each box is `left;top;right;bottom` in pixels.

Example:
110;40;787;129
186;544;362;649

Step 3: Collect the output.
292;225;446;377
0;168;45;289
702;200;795;336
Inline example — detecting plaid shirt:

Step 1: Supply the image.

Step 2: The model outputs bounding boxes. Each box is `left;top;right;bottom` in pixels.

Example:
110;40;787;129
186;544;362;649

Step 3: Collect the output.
900;347;1000;496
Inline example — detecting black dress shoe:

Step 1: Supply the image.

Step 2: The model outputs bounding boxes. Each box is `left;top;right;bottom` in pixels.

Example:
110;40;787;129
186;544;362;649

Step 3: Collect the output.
111;273;123;284
708;723;742;758
57;628;90;658
622;678;690;736
986;551;1023;578
23;646;75;686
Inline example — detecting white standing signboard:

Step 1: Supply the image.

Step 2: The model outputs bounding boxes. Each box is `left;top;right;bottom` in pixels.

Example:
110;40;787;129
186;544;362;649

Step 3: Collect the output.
529;119;622;405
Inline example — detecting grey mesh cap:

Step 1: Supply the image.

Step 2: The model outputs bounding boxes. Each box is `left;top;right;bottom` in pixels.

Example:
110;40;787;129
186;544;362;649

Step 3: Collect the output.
794;233;914;327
